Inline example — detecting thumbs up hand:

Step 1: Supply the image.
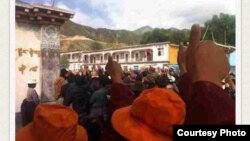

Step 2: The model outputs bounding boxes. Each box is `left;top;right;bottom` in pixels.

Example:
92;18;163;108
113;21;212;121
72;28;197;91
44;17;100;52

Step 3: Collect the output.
186;24;230;87
106;55;123;83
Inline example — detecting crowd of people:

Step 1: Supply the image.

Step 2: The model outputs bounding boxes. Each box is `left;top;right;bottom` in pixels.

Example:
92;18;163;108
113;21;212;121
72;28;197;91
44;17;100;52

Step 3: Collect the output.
16;24;236;141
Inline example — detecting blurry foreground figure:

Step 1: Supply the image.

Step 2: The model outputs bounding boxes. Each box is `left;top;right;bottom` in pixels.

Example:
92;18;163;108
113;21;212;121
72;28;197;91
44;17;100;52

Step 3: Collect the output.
16;104;88;141
177;24;235;124
112;88;186;141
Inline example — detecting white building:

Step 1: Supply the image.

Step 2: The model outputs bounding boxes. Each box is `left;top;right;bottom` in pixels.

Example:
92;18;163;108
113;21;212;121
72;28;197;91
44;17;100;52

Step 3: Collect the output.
60;42;179;71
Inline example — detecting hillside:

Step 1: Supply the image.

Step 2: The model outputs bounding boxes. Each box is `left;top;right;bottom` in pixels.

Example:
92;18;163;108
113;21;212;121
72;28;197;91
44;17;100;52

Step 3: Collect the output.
59;21;191;52
134;26;154;35
60;35;127;52
60;21;191;51
60;20;141;45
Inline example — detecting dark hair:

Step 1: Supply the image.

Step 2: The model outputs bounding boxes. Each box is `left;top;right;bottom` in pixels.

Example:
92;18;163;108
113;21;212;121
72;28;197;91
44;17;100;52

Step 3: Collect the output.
60;69;68;78
155;76;169;88
67;73;76;83
229;73;235;77
143;80;155;89
141;71;148;77
99;75;111;87
28;84;36;88
75;75;86;86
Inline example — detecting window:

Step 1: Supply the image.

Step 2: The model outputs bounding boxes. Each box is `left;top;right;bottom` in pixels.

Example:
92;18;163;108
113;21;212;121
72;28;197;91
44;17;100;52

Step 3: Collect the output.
120;53;124;59
135;53;139;61
125;54;129;62
104;54;110;60
78;54;81;61
158;48;164;56
134;66;139;70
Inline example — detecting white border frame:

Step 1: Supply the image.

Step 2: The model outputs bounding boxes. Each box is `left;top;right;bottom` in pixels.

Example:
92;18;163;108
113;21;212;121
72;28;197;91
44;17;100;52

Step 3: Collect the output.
10;0;15;140
236;0;242;124
0;0;10;140
9;1;242;140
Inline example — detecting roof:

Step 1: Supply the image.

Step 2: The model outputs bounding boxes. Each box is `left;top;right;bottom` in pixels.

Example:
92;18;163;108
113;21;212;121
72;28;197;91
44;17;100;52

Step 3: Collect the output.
16;0;74;15
60;41;171;54
16;0;33;8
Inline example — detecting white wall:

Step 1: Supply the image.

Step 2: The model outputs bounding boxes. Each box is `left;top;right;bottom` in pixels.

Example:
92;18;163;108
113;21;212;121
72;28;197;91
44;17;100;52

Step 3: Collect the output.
63;43;171;71
16;23;41;112
152;44;169;62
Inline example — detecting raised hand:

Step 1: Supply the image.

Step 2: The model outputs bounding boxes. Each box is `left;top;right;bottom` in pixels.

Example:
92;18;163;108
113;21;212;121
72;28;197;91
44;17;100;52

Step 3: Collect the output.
186;24;201;73
186;24;230;86
105;55;123;83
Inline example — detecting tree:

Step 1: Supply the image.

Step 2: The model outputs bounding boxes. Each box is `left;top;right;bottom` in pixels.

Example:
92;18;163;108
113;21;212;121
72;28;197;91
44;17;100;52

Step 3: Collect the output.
140;28;169;44
202;13;235;46
166;28;189;44
140;13;235;46
60;55;69;69
140;28;189;44
91;41;103;51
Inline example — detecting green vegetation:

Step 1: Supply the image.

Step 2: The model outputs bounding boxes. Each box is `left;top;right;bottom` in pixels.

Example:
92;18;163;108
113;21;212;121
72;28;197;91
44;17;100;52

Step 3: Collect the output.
60;55;69;68
60;13;235;52
134;26;154;35
61;21;141;45
140;28;190;44
91;42;103;51
202;13;235;46
140;13;235;46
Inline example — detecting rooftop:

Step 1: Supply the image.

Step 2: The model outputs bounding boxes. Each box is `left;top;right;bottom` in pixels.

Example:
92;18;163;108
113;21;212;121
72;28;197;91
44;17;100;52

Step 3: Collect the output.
60;41;172;54
16;0;74;15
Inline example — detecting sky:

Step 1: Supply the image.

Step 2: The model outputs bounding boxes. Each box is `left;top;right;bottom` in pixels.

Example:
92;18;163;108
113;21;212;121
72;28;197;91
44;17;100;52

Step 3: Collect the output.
22;0;236;66
229;51;236;66
23;0;235;30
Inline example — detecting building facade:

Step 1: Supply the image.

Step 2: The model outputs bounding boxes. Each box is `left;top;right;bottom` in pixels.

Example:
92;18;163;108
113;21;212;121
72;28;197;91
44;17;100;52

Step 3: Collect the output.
60;42;179;71
16;0;74;112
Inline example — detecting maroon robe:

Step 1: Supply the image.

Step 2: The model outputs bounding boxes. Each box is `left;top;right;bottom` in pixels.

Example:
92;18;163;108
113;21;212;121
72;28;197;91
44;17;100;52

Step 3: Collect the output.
100;83;133;141
178;73;235;124
101;73;235;140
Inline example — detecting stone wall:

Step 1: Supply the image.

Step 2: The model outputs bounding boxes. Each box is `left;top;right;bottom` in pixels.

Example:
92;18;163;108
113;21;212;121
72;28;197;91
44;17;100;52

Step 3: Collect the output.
15;23;41;112
40;25;60;102
15;23;60;112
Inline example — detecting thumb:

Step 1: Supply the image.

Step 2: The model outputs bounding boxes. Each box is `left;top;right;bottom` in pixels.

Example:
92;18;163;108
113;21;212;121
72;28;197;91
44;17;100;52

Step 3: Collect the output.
188;24;201;53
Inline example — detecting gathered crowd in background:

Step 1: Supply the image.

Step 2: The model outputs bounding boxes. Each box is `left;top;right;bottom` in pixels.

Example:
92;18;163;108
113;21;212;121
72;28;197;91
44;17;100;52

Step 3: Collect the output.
16;25;236;141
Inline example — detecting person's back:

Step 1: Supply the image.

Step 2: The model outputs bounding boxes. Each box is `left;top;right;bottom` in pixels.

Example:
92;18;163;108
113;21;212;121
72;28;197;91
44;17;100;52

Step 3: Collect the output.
21;79;40;126
26;80;40;104
70;77;91;116
90;87;108;108
21;99;37;126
